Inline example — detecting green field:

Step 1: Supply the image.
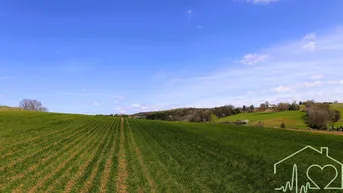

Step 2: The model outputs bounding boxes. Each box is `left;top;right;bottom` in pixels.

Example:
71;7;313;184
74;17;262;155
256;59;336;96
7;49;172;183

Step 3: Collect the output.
1;111;343;192
331;104;343;127
215;110;308;129
216;104;343;129
0;106;25;112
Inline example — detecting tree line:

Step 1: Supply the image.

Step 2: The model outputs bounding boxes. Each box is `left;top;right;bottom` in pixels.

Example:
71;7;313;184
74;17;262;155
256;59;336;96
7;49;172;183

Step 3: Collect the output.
137;100;342;128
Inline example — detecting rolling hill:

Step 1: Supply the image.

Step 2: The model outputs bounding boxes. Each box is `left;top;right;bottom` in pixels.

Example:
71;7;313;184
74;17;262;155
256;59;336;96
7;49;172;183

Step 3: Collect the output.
0;105;25;112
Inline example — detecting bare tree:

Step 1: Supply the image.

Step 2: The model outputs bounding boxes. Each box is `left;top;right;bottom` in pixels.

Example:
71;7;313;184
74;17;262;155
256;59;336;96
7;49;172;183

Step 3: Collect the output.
19;99;48;112
306;103;330;130
259;103;266;111
330;110;341;122
277;103;290;111
265;101;270;109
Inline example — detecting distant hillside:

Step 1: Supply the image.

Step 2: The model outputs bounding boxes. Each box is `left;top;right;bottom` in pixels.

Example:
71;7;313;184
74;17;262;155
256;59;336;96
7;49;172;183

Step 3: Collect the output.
215;103;343;129
133;106;242;122
0;106;25;111
134;107;211;121
133;102;343;130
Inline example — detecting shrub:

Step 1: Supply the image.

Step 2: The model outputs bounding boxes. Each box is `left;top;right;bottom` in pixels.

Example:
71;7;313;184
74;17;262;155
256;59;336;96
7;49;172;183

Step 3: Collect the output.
257;121;264;127
306;103;330;130
277;103;290;111
330;110;341;122
280;122;286;128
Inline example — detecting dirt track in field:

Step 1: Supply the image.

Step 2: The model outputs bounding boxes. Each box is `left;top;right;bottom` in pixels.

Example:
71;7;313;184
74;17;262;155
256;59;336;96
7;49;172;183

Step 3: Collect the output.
116;118;128;193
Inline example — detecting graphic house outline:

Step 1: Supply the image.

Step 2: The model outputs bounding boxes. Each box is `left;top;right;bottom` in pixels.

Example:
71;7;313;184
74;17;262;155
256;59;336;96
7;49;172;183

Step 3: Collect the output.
274;146;343;191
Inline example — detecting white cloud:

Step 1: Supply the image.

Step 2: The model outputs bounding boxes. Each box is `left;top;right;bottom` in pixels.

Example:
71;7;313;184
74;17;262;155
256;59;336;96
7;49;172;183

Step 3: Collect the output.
114;107;127;114
327;80;343;85
240;54;268;65
310;75;323;80
272;86;292;93
132;103;141;108
187;9;193;21
140;106;152;110
302;81;322;88
303;42;316;51
112;95;126;100
304;33;316;40
114;101;119;104
131;103;153;111
93;102;99;106
302;32;317;51
246;0;279;4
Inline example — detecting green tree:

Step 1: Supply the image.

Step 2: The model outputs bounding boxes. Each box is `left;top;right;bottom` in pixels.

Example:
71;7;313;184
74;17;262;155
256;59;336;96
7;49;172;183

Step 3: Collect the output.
330;110;341;122
210;113;218;123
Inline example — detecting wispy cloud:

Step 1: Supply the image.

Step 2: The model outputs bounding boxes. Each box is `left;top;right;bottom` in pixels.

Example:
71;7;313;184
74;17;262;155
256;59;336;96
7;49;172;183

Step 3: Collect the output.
132;103;141;108
310;75;323;80
303;42;316;51
240;54;268;65
147;27;343;108
304;33;316;40
93;102;99;106
327;80;343;85
187;9;193;22
115;107;127;114
131;103;153;110
302;32;317;51
245;0;279;4
302;81;322;88
272;86;293;93
112;95;126;100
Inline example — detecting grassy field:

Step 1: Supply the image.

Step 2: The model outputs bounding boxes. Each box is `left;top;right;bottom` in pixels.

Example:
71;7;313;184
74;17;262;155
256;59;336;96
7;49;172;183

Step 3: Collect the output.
1;111;343;192
0;106;25;112
331;103;343;127
215;110;308;129
215;104;343;129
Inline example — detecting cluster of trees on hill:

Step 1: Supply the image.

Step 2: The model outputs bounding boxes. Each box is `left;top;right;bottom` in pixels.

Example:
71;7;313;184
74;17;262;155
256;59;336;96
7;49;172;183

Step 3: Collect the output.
136;100;342;124
303;101;341;130
257;101;300;112
140;101;303;123
143;105;247;122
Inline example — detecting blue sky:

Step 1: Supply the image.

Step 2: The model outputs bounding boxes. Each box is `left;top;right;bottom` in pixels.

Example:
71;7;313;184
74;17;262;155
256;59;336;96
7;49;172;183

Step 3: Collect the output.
1;0;343;114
